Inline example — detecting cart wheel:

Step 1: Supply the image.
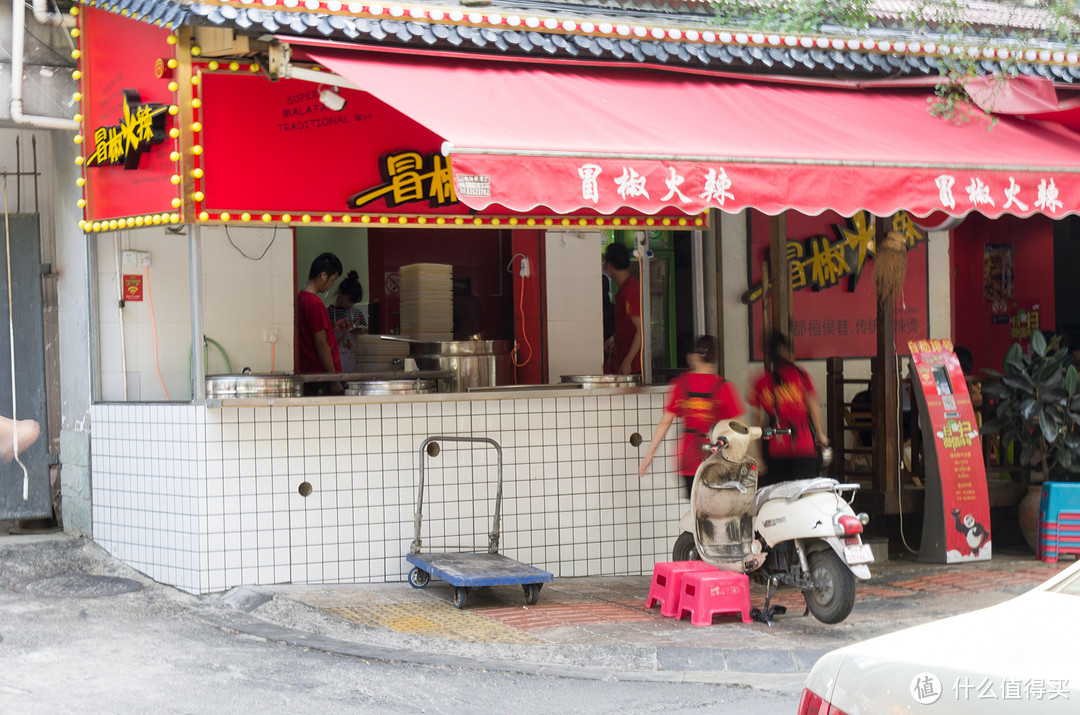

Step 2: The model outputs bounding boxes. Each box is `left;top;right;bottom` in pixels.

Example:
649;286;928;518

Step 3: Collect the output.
523;583;541;606
408;567;430;589
453;587;469;609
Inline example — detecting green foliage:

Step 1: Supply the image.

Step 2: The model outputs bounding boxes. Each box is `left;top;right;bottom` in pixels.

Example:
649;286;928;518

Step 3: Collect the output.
709;1;1080;125
981;334;1080;480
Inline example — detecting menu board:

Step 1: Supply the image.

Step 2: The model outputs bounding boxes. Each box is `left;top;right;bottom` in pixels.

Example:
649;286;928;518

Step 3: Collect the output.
909;339;992;563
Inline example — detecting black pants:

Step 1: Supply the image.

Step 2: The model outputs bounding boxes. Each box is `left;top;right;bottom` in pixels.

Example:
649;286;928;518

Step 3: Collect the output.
760;456;820;487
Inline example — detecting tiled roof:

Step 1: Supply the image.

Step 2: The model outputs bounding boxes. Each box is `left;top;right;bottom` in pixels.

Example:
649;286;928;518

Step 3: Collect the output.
80;0;1080;84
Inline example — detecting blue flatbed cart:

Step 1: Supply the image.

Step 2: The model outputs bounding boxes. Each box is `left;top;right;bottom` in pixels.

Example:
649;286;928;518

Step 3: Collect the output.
405;436;554;609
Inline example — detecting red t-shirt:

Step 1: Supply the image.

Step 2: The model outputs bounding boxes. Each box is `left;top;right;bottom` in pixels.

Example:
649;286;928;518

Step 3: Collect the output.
613;275;641;373
665;371;745;475
296;290;341;374
750;364;817;458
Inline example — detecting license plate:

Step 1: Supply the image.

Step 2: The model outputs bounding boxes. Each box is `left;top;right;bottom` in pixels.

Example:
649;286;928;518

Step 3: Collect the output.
844;543;874;564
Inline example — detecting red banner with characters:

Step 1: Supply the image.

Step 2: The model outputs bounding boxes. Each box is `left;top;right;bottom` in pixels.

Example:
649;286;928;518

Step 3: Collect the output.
910;339;992;564
79;7;177;222
748;210;929;359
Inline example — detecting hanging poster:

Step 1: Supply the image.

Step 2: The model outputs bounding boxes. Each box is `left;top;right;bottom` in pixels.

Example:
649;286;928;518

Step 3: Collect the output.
909;339;991;564
983;244;1014;302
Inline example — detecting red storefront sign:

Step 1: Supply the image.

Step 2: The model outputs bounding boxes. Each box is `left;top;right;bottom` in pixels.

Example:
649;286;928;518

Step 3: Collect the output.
749;210;929;359
78;8;177;223
909;339;992;564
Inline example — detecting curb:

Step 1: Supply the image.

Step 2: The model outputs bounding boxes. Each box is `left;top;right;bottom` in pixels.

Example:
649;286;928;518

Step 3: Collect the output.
205;609;815;690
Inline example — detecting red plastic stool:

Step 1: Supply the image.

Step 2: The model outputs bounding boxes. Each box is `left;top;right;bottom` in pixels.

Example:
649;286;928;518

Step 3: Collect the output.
646;561;718;618
678;570;752;626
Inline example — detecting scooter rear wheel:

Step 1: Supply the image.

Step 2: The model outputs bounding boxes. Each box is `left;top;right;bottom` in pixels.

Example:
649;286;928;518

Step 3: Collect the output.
672;532;700;562
804;549;856;624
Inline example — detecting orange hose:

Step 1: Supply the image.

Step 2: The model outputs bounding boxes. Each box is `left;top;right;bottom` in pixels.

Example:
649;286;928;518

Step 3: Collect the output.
146;266;170;400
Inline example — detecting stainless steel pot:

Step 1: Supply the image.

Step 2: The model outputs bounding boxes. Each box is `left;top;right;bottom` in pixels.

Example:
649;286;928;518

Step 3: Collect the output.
206;373;303;398
560;374;643;389
409;340;513;392
345;379;436;396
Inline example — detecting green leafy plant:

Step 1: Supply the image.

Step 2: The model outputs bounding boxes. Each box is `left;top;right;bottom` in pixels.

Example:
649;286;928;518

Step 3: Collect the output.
981;331;1080;481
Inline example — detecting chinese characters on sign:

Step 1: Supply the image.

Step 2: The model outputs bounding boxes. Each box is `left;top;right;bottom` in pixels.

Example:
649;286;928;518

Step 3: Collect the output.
86;89;168;170
936;174;1063;213
744;210;927;303
347;151;457;209
579;163;737;207
1010;304;1040;341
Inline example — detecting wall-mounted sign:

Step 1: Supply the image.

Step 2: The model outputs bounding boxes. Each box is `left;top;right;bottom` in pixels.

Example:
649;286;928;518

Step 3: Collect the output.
1011;303;1040;341
347;151;458;209
983;244;1015;302
86;89;168;170
743;210;928;303
122;274;143;302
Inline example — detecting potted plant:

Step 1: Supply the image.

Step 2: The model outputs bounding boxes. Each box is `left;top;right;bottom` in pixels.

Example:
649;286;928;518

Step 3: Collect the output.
981;331;1080;551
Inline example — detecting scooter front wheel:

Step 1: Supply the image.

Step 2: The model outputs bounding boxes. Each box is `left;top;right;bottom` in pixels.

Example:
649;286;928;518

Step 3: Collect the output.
804;549;856;624
672;532;700;562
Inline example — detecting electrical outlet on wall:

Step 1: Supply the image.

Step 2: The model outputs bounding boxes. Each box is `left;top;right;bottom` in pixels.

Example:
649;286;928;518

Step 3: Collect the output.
519;257;530;277
264;328;278;343
122;250;139;265
138;251;152;267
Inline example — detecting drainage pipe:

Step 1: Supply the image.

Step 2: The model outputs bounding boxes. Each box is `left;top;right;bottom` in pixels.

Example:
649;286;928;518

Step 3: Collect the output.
11;0;79;131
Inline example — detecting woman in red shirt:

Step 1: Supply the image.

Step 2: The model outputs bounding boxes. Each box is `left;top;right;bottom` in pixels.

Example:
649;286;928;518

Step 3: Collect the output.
638;335;745;499
749;332;829;486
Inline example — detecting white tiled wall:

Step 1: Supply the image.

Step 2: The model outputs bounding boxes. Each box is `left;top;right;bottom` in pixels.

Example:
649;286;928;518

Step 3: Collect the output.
90;389;679;594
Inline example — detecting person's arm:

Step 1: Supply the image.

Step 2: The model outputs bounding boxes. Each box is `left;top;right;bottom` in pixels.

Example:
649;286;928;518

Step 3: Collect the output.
619;314;643;375
639;410;676;477
313;330;344;394
807;392;828;446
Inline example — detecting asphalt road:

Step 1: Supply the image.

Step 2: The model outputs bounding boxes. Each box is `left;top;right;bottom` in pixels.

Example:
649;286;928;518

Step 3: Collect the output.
0;534;799;714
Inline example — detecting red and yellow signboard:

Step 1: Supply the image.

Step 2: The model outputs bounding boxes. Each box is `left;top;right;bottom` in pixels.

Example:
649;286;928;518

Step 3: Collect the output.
78;7;177;224
909;338;992;564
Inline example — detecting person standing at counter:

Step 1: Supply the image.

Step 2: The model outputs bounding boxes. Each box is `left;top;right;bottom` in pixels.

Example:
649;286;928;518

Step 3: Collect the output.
638;335;745;499
328;270;368;338
603;242;642;375
297;252;344;396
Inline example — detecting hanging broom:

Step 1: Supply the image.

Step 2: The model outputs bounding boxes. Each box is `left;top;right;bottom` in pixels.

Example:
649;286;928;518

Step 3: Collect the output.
874;231;908;307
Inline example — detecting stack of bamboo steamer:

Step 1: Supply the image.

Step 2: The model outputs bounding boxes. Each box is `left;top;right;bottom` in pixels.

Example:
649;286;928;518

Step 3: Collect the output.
400;263;453;341
343;334;409;372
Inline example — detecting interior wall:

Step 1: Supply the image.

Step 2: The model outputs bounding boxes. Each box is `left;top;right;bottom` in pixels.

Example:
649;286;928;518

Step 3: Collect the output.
95;225;295;401
951;214;1056;375
545;229;603;381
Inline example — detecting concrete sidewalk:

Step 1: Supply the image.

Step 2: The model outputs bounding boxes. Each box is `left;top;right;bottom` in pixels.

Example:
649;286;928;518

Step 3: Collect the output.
229;548;1072;689
0;528;1070;692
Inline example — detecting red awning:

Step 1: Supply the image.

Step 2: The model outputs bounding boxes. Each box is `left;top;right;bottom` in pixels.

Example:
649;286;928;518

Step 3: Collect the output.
297;43;1080;219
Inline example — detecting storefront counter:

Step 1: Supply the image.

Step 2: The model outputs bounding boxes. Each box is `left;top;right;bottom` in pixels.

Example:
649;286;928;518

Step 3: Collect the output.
90;386;680;594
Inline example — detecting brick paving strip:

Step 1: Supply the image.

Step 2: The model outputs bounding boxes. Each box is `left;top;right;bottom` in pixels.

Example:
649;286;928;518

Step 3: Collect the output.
321;562;1073;640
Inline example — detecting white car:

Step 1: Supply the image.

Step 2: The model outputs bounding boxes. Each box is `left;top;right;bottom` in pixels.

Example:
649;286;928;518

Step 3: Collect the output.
799;559;1080;714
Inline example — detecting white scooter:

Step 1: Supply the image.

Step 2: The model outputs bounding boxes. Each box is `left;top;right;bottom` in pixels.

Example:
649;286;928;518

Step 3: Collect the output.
672;420;873;624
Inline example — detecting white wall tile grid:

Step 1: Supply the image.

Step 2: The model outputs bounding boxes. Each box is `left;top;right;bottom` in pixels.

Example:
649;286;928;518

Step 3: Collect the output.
90;391;682;594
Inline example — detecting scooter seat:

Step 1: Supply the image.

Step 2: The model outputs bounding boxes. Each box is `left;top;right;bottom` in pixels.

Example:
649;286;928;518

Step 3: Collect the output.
749;477;838;516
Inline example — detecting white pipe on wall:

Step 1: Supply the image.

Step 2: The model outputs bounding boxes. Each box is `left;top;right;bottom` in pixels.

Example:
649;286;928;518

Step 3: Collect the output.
11;0;80;131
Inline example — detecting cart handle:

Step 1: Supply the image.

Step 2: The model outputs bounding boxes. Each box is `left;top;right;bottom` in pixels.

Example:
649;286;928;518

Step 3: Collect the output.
412;436;504;556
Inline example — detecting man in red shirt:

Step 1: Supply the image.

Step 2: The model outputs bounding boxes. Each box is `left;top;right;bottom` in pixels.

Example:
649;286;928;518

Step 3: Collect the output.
603;242;642;375
297;252;344;395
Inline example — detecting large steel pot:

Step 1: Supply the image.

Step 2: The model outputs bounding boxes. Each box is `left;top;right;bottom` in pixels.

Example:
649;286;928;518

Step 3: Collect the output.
560;374;642;389
345;379;436;396
206;373;303;398
409;340;513;392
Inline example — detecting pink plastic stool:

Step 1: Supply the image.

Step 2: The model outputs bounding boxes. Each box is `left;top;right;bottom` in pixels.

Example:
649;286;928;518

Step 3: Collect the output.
646;561;718;618
678;570;752;626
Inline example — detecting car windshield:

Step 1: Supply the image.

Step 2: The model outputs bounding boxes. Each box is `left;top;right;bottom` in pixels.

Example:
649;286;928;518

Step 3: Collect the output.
1049;568;1080;596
